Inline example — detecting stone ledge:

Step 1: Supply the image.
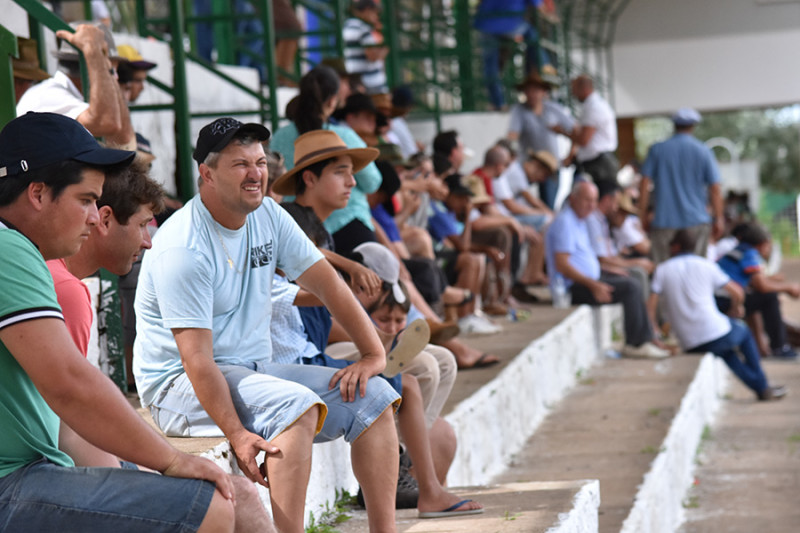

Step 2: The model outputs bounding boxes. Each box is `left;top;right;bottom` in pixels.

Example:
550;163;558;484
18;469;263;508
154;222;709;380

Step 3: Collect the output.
620;354;730;533
133;304;622;527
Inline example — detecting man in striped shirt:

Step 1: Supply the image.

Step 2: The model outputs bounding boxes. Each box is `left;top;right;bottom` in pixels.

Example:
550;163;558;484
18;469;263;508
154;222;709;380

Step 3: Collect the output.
343;0;389;94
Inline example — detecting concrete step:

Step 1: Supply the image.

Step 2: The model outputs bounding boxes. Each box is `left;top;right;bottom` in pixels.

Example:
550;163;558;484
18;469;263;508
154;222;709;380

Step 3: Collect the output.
133;302;735;532
338;480;600;533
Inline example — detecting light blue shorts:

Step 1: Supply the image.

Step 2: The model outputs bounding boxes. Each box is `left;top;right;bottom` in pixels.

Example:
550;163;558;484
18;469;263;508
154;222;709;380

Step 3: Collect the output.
149;361;400;443
0;458;214;532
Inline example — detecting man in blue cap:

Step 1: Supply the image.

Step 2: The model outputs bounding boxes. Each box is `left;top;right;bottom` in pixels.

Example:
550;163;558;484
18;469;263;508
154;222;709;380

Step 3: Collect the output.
638;107;724;264
0;112;238;532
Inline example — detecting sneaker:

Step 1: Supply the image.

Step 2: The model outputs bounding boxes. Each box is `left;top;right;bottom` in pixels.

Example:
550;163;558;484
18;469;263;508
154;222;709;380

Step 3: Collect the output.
771;345;798;360
458;314;502;336
758;385;788;401
396;451;419;509
510;283;541;304
621;342;670;359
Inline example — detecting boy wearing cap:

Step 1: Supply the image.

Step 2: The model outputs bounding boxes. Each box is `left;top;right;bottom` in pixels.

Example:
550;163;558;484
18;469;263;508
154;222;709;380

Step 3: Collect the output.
0;112;236;532
17;22;135;149
116;44;157;104
134;118;401;533
638;107;724;264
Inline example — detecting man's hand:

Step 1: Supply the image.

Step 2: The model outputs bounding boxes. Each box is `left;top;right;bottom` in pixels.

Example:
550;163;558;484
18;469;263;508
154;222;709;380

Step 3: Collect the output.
589;280;614;303
786;282;800;299
329;357;384;402
56;24;108;58
727;302;745;319
228;429;280;488
485;246;506;264
161;450;235;501
712;216;725;241
628;257;654;275
348;262;382;299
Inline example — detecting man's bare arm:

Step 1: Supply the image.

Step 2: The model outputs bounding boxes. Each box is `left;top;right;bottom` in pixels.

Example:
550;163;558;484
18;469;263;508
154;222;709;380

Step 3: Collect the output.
173;327;278;487
638;176;652;232
555;252;613;303
56;25;126;142
1;318;233;499
296;259;386;402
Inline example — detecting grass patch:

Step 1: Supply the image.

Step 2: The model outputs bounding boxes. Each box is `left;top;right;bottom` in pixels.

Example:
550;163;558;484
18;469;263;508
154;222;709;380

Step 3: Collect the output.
647;408;661;417
503;510;523;521
682;495;700;509
694;425;713;465
305;489;355;533
640;445;665;454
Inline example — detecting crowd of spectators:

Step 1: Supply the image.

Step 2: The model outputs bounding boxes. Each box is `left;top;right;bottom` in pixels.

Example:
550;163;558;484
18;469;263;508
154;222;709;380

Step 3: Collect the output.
3;1;798;531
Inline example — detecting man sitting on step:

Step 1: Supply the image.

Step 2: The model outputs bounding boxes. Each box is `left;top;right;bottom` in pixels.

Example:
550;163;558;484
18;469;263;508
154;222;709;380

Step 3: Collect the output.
133;118;402;533
545;181;669;359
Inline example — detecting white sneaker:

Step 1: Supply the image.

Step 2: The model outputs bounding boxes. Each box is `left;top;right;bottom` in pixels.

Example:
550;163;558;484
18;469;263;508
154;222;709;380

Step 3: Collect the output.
621;342;670;359
458;314;502;336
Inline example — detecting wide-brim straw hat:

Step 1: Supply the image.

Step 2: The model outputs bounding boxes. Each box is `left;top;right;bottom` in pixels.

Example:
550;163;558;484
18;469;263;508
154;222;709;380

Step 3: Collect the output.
515;71;556;91
527;149;559;174
13;37;50;81
618;193;638;215
272;130;379;195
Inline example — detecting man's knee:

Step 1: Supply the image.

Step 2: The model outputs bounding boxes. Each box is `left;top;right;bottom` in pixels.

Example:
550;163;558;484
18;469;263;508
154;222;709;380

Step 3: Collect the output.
198;490;235;533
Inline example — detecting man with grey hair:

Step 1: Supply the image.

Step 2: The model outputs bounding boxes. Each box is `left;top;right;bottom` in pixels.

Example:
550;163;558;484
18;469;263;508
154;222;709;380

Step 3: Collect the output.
545;181;669;359
17;22;134;148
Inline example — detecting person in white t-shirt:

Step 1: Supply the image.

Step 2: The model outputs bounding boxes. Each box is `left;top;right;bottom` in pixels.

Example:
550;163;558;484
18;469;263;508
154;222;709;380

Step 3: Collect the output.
569;75;618;184
648;228;785;401
493;148;556;230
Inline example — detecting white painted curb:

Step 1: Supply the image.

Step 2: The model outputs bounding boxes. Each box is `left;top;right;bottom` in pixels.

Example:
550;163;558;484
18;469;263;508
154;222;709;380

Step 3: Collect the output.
619;354;730;533
547;479;601;533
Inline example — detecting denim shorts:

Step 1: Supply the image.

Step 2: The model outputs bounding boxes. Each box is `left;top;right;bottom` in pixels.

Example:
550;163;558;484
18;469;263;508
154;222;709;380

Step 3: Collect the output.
149;361;400;443
0;458;214;532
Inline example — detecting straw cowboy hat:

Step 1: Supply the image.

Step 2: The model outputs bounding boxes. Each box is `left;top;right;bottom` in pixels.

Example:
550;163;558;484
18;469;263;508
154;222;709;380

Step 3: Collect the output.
12;37;50;81
515;71;556;91
272;130;379;195
527;149;559;174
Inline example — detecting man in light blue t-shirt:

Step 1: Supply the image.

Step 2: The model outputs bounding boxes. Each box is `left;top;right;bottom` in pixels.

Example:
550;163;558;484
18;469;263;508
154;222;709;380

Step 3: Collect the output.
134;118;401;533
638;108;724;264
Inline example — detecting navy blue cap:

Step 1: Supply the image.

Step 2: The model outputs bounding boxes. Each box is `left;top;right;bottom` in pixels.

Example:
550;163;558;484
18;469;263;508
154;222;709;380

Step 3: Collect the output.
0;112;135;179
672;108;702;127
193;117;270;165
444;173;473;197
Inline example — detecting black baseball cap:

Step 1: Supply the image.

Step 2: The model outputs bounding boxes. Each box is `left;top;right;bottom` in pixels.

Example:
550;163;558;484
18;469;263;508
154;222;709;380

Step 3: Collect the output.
193;117;271;165
444;173;473;197
0;112;135;178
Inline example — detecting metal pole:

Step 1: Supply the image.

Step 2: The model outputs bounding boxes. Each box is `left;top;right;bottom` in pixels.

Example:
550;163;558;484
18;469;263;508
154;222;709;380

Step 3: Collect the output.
0;25;18;128
168;0;195;201
259;0;279;131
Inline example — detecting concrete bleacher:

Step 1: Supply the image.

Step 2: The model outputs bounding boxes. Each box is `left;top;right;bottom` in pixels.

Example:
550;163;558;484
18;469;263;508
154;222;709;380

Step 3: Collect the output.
132;302;734;532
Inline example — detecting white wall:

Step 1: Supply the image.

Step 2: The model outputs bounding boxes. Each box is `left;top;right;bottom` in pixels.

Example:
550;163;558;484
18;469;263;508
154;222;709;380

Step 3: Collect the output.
612;0;800;117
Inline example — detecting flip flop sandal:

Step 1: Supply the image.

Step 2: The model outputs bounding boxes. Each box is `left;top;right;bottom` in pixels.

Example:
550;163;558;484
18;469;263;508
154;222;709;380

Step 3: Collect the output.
383;318;430;377
418;499;484;519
